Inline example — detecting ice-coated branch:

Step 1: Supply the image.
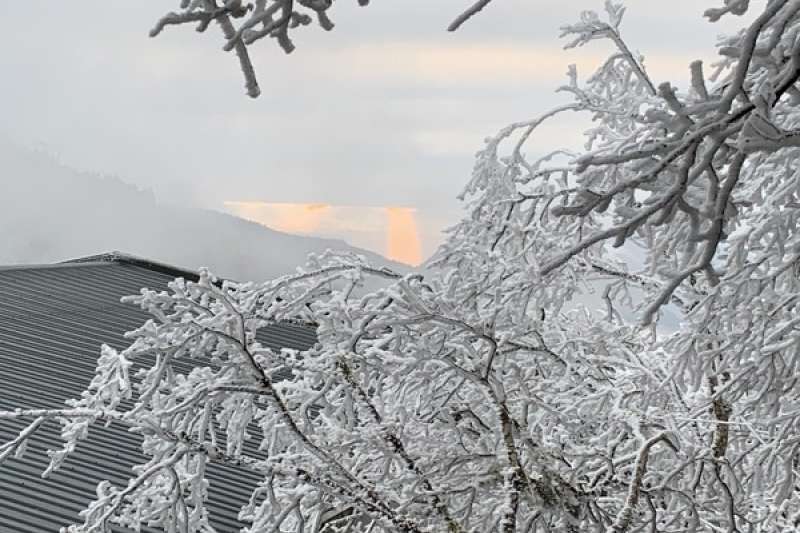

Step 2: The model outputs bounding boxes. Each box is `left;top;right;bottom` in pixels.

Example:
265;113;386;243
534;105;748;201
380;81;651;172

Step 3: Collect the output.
150;1;374;98
216;11;261;98
611;433;675;533
0;417;45;463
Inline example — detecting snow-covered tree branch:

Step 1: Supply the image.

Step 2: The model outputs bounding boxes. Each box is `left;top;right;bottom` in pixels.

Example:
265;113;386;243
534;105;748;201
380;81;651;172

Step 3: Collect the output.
149;0;374;98
4;0;800;531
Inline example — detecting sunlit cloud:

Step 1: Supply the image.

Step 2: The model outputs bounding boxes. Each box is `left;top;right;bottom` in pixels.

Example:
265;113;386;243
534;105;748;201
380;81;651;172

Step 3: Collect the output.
224;201;426;265
315;42;714;87
228;201;333;235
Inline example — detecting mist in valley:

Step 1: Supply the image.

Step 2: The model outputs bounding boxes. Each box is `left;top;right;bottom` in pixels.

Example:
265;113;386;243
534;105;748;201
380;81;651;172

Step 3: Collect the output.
0;141;406;281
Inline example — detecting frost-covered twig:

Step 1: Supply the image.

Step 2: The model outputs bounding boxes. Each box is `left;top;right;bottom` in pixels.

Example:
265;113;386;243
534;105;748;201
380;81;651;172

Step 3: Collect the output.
447;0;496;32
150;0;372;98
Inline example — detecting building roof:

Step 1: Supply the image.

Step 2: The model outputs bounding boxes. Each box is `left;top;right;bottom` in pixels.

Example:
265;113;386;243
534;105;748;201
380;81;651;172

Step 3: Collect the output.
0;253;317;532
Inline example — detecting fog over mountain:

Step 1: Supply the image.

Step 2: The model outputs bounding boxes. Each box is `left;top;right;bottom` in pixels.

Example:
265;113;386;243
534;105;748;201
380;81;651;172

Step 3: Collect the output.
0;142;405;281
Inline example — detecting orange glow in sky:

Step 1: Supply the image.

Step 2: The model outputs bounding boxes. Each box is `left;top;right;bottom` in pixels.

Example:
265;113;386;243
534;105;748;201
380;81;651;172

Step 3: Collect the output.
231;202;332;235
385;207;422;265
224;201;424;266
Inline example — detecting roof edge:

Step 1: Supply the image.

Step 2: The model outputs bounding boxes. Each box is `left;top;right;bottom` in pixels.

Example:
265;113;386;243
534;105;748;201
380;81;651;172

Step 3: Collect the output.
62;251;201;281
0;260;116;273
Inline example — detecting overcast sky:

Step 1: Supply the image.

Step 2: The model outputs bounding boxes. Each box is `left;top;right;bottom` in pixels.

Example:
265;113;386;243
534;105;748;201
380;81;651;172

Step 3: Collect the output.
0;1;753;261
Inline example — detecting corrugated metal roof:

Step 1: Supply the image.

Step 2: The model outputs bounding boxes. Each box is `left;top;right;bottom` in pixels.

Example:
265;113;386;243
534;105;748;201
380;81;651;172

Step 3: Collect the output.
0;254;317;532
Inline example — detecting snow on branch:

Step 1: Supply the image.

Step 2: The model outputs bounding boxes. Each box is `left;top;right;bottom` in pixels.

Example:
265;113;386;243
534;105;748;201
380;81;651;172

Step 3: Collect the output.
150;0;372;98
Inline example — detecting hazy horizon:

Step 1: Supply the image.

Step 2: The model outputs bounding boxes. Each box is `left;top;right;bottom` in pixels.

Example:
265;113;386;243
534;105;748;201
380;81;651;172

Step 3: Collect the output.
0;141;411;280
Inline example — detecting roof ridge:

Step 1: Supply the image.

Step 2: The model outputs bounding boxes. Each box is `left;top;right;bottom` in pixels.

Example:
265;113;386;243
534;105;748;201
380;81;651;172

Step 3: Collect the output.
0;251;201;280
62;251;201;281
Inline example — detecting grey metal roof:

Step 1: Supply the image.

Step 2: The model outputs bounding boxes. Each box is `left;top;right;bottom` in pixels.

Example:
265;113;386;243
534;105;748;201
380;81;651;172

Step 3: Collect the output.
0;253;317;532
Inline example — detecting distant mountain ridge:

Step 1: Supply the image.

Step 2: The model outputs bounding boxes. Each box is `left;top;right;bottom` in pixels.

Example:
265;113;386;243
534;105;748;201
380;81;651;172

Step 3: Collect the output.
0;142;406;281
